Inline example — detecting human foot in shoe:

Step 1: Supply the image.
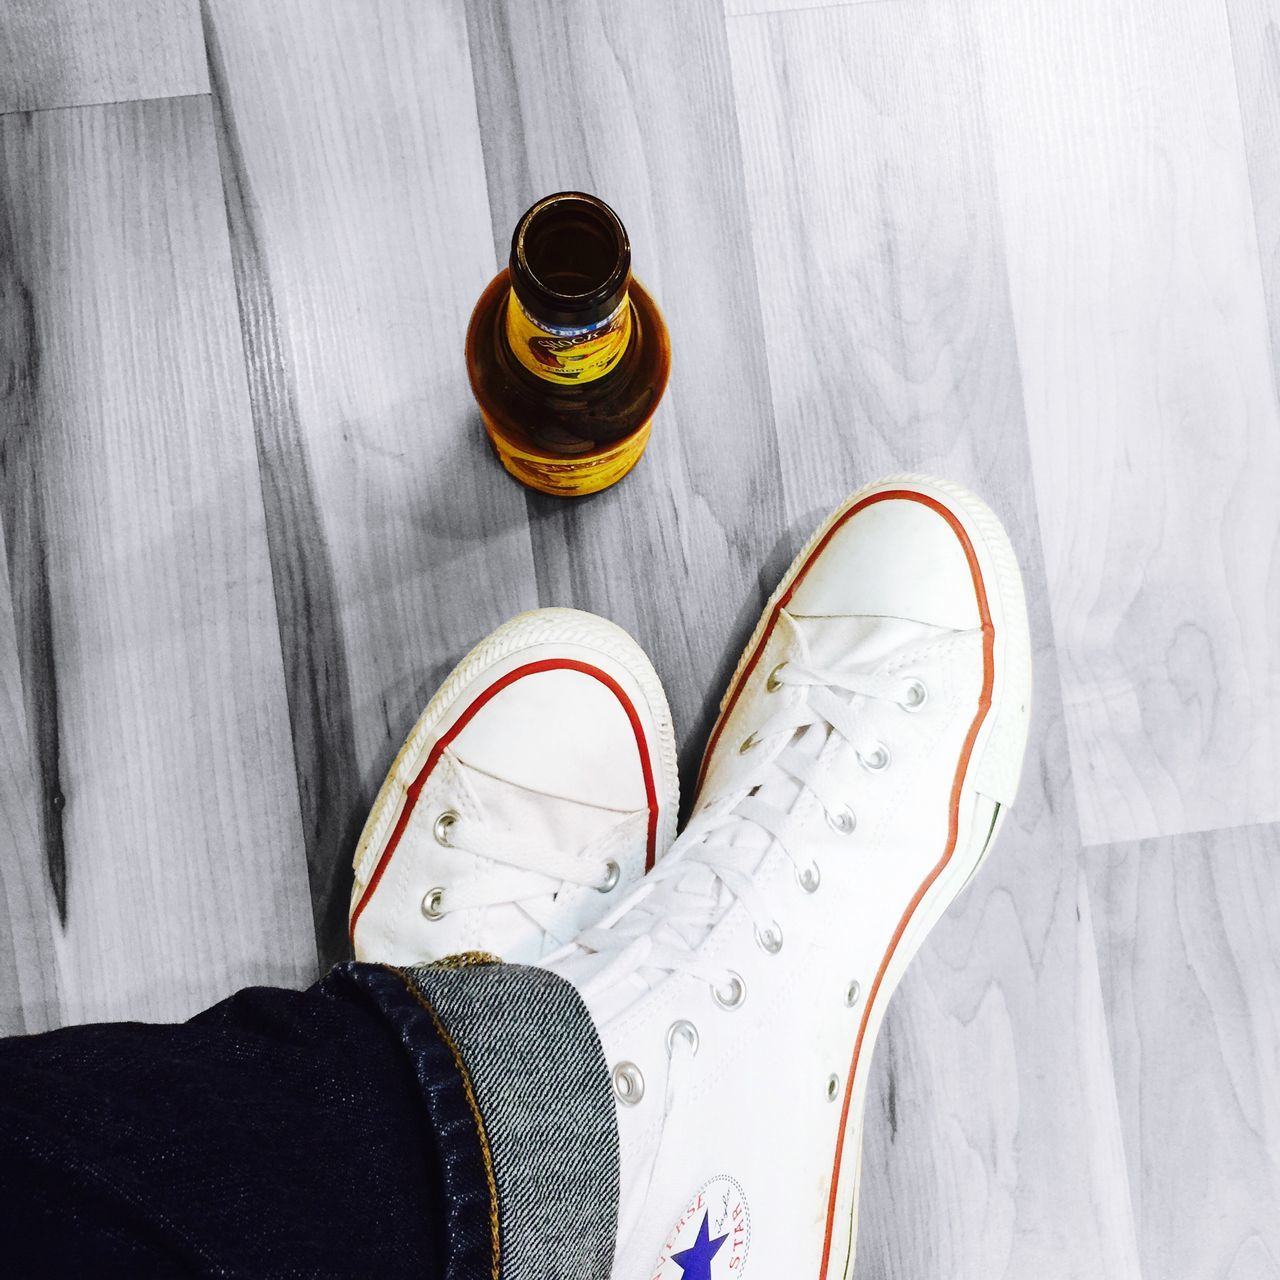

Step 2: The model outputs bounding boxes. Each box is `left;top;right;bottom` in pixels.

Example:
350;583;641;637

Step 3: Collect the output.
549;476;1032;1278
349;608;678;965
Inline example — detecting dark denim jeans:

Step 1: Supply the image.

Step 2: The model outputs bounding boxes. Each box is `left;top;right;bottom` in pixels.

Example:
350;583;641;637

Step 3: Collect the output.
0;959;618;1279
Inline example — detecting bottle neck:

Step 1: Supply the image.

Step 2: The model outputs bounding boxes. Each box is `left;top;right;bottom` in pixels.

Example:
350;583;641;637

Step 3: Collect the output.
504;287;633;386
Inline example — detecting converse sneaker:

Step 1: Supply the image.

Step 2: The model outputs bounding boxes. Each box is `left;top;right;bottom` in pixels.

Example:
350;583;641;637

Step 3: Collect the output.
549;475;1032;1278
349;608;679;965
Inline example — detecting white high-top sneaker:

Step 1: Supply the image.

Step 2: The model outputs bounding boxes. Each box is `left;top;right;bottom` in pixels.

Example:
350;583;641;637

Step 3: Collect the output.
349;608;679;965
549;476;1032;1278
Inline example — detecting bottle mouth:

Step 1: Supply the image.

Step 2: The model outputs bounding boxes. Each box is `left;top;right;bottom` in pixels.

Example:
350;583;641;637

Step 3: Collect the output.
509;192;631;329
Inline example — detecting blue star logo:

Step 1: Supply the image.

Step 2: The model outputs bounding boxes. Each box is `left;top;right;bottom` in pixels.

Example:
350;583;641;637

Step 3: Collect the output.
671;1211;727;1280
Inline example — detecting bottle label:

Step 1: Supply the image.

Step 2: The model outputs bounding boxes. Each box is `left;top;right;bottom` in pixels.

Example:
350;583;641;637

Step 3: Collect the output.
505;292;632;385
483;410;654;497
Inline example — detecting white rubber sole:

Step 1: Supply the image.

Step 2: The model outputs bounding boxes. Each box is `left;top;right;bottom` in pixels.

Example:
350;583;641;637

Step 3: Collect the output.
700;474;1032;1279
348;607;680;946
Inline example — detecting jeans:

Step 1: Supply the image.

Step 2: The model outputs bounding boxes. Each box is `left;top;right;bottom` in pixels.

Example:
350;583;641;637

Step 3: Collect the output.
0;959;618;1279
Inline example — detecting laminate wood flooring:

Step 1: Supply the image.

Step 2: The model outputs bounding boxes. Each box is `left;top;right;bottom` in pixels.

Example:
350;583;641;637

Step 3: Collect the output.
1;1;1276;1272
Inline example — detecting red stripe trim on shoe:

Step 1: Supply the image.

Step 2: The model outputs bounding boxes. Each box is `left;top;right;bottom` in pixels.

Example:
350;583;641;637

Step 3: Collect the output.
349;659;662;947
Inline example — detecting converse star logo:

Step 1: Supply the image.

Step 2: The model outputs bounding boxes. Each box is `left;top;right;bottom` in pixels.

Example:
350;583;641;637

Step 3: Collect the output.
650;1175;750;1279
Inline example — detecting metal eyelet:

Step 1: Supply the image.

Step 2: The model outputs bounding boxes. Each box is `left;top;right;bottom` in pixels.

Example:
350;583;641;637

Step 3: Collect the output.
826;805;856;836
420;887;446;920
597;859;620;893
433;810;459;846
845;979;861;1007
796;860;821;894
900;678;928;712
766;663;787;693
826;1073;841;1102
612;1061;644;1106
754;921;784;954
858;742;891;773
739;732;758;755
712;971;747;1010
666;1019;700;1057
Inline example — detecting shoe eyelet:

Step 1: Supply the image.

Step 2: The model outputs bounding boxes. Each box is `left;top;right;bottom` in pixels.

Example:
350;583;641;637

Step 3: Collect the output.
845;979;861;1007
826;1073;841;1102
858;743;891;773
712;971;747;1010
826;805;856;836
612;1061;644;1106
421;887;446;920
597;859;621;893
796;860;821;894
900;678;928;712
433;810;459;846
754;921;784;955
739;732;758;755
766;662;787;693
666;1019;700;1057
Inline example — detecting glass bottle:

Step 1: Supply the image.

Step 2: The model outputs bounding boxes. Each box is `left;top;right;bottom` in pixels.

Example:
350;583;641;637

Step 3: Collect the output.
466;191;671;497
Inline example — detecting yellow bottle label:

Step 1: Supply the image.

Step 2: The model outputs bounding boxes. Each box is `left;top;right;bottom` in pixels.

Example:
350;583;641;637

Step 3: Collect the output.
483;411;653;497
504;291;632;385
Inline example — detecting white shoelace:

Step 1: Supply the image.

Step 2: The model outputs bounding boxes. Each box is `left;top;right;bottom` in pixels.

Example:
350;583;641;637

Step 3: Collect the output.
567;644;961;1003
428;816;631;946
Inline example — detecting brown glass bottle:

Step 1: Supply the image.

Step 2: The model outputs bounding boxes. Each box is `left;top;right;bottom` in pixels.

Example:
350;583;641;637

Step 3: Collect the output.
466;192;671;497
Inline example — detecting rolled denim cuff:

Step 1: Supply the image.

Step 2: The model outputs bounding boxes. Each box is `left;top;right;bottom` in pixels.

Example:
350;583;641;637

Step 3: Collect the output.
326;957;618;1280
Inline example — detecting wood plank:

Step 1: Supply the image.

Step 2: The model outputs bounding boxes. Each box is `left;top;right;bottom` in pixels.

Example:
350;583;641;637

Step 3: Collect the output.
727;5;1141;1273
0;513;62;1033
464;0;786;796
1228;1;1280;377
202;0;540;964
973;0;1280;847
725;0;885;18
1086;824;1280;1279
0;96;316;1023
0;0;207;115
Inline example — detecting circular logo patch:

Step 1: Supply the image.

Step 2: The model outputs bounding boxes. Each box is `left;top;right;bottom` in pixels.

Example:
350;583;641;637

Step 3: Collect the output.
650;1175;750;1278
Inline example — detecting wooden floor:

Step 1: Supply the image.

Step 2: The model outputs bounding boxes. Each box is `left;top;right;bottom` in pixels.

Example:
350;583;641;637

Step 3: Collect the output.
1;0;1278;1274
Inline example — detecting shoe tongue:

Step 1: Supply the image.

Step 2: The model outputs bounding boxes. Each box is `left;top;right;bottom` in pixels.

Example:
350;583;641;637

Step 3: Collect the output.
454;757;624;870
789;613;947;673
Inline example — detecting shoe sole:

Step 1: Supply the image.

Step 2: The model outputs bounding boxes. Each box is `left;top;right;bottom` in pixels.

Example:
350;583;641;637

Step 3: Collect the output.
348;607;681;952
696;475;1031;1279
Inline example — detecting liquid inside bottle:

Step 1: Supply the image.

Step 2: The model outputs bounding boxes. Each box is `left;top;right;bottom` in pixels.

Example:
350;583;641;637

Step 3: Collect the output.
465;191;671;497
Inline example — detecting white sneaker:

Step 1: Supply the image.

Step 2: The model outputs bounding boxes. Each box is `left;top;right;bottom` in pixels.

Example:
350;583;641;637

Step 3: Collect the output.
549;475;1032;1278
349;608;679;966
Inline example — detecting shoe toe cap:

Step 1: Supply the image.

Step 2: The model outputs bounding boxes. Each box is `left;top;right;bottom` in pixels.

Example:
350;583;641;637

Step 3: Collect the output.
451;665;649;812
787;489;983;630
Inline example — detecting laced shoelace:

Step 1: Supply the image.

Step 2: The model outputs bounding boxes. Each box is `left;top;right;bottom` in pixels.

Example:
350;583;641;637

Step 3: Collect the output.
571;654;938;999
422;814;632;947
